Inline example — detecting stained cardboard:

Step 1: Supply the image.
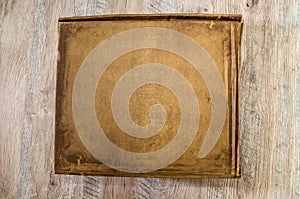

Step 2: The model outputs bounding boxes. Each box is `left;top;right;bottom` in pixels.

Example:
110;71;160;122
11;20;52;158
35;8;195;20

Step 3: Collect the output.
55;14;242;178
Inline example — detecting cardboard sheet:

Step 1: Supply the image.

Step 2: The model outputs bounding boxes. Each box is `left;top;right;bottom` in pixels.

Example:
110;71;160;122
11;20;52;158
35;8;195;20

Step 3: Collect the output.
55;14;242;178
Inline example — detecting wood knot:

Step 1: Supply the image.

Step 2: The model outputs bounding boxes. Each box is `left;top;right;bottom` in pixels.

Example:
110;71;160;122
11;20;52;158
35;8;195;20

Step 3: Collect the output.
246;0;259;8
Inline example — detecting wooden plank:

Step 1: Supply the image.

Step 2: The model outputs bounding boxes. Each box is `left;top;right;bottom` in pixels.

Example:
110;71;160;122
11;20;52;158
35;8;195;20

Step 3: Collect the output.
0;0;298;198
0;1;34;198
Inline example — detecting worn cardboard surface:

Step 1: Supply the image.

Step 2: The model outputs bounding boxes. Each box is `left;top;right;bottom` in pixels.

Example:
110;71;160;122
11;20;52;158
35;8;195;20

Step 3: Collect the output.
55;14;242;178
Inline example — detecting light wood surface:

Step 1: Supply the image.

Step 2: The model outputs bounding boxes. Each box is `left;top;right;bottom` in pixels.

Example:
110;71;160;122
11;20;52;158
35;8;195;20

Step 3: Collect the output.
0;0;299;198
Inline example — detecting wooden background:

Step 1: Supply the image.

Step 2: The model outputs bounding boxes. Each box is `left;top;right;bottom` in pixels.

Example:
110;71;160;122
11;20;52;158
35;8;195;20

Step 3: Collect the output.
0;0;299;198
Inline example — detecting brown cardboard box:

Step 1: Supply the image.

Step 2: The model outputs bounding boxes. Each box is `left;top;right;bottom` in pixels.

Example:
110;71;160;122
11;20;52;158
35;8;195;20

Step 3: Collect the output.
55;14;242;178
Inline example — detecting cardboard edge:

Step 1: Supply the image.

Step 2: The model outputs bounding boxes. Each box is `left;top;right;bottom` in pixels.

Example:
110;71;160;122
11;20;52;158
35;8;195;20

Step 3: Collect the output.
54;22;68;174
58;14;243;23
55;168;240;178
54;22;61;174
229;20;243;178
235;18;243;178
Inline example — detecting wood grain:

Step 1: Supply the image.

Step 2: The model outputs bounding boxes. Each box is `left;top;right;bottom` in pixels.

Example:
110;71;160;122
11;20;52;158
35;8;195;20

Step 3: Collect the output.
0;0;298;198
